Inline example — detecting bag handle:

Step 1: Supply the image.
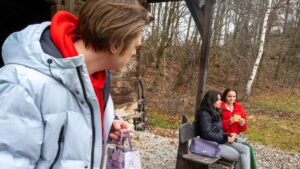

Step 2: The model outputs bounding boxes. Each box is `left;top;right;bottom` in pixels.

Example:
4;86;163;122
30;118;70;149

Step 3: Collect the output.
120;129;133;150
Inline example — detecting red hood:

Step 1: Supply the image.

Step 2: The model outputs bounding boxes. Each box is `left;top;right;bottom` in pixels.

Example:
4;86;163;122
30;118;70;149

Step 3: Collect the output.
50;11;106;132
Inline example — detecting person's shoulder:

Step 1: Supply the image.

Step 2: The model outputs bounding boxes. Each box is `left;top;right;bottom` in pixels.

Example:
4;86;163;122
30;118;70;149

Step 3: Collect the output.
234;101;245;110
0;64;23;77
197;109;212;119
220;101;226;110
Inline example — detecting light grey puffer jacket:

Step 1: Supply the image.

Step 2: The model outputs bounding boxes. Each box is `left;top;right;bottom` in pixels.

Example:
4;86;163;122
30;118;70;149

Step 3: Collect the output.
0;22;115;169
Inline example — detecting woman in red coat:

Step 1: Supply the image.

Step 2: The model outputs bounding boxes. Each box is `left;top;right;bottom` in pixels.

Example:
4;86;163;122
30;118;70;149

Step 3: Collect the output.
221;88;258;169
221;88;247;136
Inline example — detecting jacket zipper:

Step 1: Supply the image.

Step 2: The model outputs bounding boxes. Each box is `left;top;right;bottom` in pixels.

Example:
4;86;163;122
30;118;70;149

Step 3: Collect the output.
77;67;96;169
49;126;64;169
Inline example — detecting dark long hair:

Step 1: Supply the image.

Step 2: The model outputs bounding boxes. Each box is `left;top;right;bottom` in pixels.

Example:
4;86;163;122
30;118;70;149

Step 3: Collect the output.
221;88;238;102
196;90;222;120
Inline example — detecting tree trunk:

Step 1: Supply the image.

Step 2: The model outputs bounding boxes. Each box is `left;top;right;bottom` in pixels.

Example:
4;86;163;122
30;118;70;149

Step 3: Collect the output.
223;0;230;45
169;2;181;45
245;0;272;98
274;0;290;82
185;16;192;44
154;3;162;39
151;3;157;34
153;2;176;89
211;0;226;64
173;12;193;89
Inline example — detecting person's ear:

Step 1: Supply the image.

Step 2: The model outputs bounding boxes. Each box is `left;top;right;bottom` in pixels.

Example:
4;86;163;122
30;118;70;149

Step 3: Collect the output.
110;46;117;55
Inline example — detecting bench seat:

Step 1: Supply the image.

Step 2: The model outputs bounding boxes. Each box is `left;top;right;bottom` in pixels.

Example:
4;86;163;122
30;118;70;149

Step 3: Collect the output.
182;153;221;164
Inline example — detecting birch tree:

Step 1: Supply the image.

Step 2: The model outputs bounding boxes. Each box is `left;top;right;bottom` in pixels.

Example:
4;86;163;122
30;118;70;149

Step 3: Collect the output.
245;0;272;98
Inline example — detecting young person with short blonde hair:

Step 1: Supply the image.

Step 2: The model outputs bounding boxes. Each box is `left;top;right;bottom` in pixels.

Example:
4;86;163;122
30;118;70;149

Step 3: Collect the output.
0;0;150;168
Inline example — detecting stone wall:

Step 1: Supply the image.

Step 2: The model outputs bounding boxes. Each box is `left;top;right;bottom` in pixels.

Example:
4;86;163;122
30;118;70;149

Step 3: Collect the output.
111;64;139;108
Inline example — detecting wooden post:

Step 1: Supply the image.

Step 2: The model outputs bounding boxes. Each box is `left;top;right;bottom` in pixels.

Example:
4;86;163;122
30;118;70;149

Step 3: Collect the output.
184;0;215;114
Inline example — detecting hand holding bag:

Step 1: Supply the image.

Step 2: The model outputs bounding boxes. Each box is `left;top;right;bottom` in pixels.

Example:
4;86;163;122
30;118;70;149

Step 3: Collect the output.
190;137;220;158
107;129;142;169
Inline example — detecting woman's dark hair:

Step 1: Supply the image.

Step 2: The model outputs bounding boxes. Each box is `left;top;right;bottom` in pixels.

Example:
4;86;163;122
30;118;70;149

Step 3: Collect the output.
221;88;238;102
196;90;222;120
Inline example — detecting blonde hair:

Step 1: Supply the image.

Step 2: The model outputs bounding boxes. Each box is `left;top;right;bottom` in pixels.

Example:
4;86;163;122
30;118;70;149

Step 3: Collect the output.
76;0;150;55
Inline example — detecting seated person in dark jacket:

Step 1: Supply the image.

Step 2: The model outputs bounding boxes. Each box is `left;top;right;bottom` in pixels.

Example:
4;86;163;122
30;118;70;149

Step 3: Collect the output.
195;90;250;169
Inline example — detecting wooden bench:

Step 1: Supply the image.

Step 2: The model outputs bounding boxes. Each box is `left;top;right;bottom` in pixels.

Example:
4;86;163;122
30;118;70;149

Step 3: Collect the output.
175;115;234;169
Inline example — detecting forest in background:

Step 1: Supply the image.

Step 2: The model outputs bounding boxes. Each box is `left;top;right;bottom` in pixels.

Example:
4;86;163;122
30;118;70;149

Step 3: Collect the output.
137;0;300;114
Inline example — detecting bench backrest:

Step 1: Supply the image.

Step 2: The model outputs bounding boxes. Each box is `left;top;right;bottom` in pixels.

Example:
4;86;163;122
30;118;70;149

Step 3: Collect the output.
179;122;197;143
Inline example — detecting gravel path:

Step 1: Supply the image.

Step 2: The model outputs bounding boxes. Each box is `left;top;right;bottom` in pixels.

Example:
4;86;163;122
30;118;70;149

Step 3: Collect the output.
129;130;300;169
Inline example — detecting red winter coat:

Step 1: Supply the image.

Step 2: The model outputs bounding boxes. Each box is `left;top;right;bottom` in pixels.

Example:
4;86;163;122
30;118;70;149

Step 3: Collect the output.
221;101;247;135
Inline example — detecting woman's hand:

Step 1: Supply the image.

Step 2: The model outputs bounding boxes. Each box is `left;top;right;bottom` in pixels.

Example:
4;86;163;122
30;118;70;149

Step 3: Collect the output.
229;117;234;125
239;118;245;126
228;135;235;143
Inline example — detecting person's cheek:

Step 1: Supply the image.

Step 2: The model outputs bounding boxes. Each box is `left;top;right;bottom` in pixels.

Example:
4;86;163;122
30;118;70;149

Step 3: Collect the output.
132;49;136;56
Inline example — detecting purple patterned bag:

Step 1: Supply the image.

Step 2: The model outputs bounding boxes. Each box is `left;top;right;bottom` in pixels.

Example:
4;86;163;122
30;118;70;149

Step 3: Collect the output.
190;137;220;158
106;129;142;169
